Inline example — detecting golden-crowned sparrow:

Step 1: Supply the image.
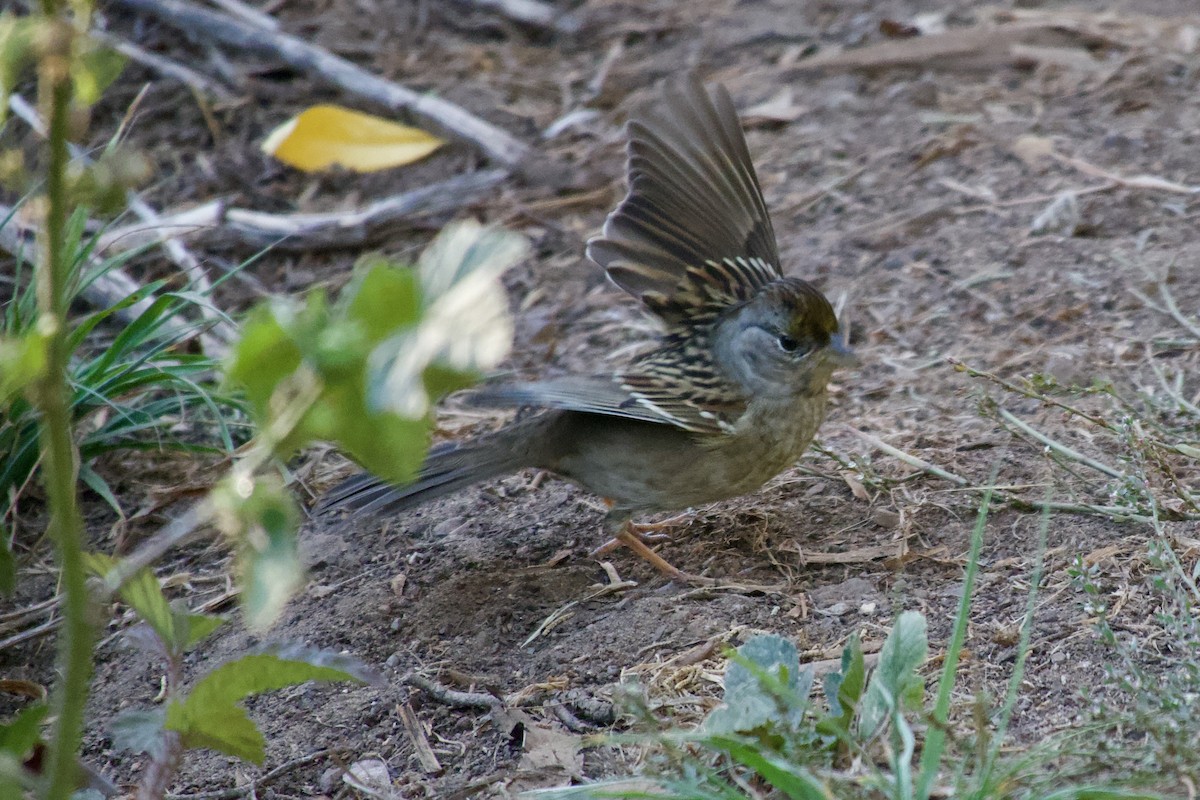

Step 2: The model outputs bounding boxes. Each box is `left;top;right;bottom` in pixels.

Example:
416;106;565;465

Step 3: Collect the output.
319;76;856;579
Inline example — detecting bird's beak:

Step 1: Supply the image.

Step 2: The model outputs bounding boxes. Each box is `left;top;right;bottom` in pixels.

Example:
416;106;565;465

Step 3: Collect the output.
825;333;859;369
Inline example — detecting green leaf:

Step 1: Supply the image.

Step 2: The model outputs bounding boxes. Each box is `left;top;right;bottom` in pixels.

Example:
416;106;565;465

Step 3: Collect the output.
859;611;927;737
185;645;378;708
817;633;865;737
211;475;303;630
240;511;301;632
173;610;226;650
0;331;46;403
297;377;428;486
369;222;527;419
421;362;480;403
166;700;263;763
706;735;830;800
0;702;47;758
71;39;126;107
705;635;810;736
1175;443;1200;459
342;260;422;344
84;552;175;648
0;755;26;800
110;708;167;760
0;15;37;126
320;388;428;485
165;645;376;764
224;304;303;421
84;554;225;652
311;320;370;380
78;463;124;520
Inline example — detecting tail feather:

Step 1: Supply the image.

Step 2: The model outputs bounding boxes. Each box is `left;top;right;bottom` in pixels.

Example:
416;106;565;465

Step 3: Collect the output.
316;441;519;517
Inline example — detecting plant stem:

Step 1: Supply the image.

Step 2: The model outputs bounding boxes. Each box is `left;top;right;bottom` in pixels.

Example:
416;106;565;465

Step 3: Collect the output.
138;653;185;800
35;12;97;800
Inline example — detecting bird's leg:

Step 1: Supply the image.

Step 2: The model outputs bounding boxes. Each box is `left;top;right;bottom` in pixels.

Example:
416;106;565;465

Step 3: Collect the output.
613;522;687;579
588;523;668;556
591;511;711;584
588;508;690;557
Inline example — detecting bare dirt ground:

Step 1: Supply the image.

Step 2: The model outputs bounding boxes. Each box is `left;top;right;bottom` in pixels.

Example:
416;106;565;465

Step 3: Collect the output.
4;0;1200;797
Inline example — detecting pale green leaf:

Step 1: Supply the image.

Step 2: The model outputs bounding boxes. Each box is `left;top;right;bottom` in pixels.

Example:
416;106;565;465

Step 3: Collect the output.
223;303;303;422
342;260;422;344
0;15;37;126
166;700;264;764
0;332;46;403
0;702;47;758
705;634;810;736
370;222;528;418
211;476;302;630
84;552;174;648
70;39;126;107
859;611;927;737
173;610;226;650
166;645;375;764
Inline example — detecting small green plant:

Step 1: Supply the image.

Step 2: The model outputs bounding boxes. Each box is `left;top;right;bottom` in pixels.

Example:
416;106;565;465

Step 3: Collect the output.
3;220;527;795
1;6;170;798
2;1;534;797
76;553;378;800
45;220;523;796
538;493;1163;800
1;209;246;578
574;620;928;800
211;220;527;628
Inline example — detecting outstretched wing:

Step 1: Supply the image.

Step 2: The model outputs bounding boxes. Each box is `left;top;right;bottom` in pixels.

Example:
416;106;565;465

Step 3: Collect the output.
587;75;783;327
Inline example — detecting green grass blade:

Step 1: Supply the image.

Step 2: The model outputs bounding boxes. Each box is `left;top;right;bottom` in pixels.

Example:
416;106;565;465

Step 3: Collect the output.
915;483;994;800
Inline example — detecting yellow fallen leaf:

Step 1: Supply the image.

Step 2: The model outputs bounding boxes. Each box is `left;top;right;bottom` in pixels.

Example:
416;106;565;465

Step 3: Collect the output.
262;104;444;173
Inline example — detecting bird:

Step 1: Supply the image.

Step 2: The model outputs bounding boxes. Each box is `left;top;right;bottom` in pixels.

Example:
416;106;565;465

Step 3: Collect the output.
317;75;857;581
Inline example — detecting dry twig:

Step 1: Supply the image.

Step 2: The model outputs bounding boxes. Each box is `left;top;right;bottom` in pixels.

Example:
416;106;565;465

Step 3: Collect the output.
110;0;533;169
401;672;502;710
397;702;443;775
100;169;507;252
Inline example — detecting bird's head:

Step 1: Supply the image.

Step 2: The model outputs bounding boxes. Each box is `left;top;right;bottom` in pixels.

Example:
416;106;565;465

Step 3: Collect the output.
712;278;856;399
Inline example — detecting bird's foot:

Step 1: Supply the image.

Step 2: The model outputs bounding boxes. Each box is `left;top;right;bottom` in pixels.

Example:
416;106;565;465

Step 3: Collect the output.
587;512;690;557
588;529;670;558
590;521;714;586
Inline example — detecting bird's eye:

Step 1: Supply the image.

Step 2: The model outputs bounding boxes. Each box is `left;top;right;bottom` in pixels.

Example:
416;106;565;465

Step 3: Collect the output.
778;335;803;353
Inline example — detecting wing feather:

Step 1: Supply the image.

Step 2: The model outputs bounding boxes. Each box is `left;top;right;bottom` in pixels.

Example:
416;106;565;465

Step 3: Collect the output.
587;74;783;325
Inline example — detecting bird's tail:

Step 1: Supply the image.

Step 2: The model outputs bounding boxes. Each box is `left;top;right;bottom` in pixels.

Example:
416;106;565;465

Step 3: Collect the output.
315;438;524;518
